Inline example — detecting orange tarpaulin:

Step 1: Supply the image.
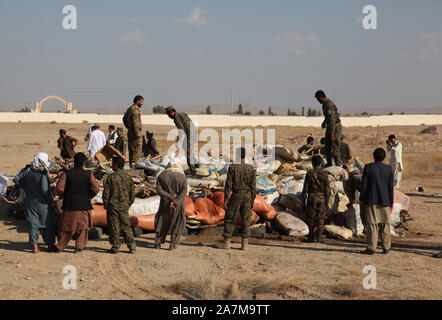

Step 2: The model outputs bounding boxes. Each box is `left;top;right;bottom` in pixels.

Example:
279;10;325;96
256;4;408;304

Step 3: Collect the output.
194;198;226;225
184;196;196;217
209;192;277;221
91;204;156;231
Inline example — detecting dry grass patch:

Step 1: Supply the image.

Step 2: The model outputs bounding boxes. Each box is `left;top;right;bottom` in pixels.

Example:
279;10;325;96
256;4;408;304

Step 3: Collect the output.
404;152;442;178
168;279;219;300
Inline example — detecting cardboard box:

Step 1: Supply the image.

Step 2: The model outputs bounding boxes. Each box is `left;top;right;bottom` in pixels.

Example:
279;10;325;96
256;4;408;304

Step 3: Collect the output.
94;145;123;163
394;189;410;211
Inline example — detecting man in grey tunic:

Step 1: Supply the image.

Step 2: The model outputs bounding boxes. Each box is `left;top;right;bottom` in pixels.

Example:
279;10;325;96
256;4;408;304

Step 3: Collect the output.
14;153;58;253
154;167;188;250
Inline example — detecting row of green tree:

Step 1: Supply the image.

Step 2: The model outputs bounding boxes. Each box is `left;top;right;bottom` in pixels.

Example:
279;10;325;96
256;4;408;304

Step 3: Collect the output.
152;105;406;116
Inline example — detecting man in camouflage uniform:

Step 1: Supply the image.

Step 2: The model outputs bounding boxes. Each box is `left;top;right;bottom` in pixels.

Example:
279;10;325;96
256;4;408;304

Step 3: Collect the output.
343;165;362;206
340;135;352;165
114;127;127;156
315;90;342;167
301;155;331;243
219;147;256;250
102;156;136;254
123;95;144;167
166;106;199;175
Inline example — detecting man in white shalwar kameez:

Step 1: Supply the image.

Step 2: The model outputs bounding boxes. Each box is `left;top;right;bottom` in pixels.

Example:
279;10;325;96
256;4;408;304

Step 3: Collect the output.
88;125;106;158
387;135;403;189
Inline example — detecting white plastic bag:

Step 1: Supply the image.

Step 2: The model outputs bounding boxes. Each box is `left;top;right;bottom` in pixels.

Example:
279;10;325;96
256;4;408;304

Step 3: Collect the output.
390;203;402;226
0;174;8;197
264;191;280;206
275;211;309;236
280;179;304;196
128;196;161;216
325;225;353;240
343;204;364;237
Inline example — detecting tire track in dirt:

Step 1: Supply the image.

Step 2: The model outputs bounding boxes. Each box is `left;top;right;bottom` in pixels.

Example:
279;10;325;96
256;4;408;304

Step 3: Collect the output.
96;254;148;299
118;256;177;300
96;253;181;299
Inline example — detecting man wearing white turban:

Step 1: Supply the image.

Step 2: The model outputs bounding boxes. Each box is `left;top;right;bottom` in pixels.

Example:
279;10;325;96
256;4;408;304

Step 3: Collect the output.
14;153;58;253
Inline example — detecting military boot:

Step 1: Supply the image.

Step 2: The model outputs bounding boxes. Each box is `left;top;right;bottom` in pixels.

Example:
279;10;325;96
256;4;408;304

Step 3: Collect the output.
241;238;248;251
315;227;325;243
217;237;231;249
303;228;315;243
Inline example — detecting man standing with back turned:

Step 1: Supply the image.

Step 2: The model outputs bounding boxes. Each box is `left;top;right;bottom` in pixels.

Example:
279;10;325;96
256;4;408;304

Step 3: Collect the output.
302;156;330;243
360;148;394;255
219;147;256;251
102;156;136;254
315;90;342;167
123;95;144;167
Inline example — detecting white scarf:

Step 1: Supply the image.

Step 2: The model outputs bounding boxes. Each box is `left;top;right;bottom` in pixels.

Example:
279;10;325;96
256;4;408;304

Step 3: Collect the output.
33;152;50;171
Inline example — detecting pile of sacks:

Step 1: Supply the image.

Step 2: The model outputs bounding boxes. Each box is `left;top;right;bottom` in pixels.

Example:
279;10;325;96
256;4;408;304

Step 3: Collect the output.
1;144;412;240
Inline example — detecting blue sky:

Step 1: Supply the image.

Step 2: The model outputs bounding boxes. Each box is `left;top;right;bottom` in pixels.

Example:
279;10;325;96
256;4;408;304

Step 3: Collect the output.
1;0;442;114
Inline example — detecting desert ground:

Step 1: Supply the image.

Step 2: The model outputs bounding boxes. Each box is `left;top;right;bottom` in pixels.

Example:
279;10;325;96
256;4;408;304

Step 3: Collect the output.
0;121;441;300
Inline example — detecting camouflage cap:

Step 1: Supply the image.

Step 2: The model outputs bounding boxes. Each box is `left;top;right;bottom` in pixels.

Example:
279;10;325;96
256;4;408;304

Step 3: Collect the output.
117;127;124;132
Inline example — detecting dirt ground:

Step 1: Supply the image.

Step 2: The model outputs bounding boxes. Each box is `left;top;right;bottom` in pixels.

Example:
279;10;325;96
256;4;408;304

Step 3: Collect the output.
0;122;441;300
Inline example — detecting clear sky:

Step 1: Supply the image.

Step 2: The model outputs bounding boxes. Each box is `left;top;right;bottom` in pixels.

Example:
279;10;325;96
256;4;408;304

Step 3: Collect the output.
1;0;441;114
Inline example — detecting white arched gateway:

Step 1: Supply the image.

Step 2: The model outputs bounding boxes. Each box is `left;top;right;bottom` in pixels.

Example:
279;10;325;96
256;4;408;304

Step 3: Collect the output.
33;95;77;113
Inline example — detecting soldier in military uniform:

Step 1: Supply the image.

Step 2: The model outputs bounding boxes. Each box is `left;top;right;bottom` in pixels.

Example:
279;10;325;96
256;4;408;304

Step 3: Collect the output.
301;155;331;243
165;106;199;175
343;165;362;207
315;90;342;167
340;135;352;165
114;128;127;156
219;147;256;250
123;95;144;167
102;156;136;254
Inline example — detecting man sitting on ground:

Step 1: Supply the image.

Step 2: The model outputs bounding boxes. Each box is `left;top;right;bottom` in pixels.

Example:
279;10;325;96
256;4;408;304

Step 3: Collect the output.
298;136;315;156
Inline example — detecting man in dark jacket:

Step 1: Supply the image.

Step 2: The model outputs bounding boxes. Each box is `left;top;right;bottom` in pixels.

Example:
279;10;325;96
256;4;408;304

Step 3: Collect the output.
359;148;394;255
55;152;100;253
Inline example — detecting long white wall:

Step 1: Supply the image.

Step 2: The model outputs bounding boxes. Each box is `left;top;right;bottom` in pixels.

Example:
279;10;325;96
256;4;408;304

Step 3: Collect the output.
1;112;442;127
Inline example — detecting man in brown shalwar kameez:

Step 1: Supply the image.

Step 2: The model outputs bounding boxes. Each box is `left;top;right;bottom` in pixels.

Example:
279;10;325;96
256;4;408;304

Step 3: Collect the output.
55;152;100;253
57;129;78;160
154;166;188;250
